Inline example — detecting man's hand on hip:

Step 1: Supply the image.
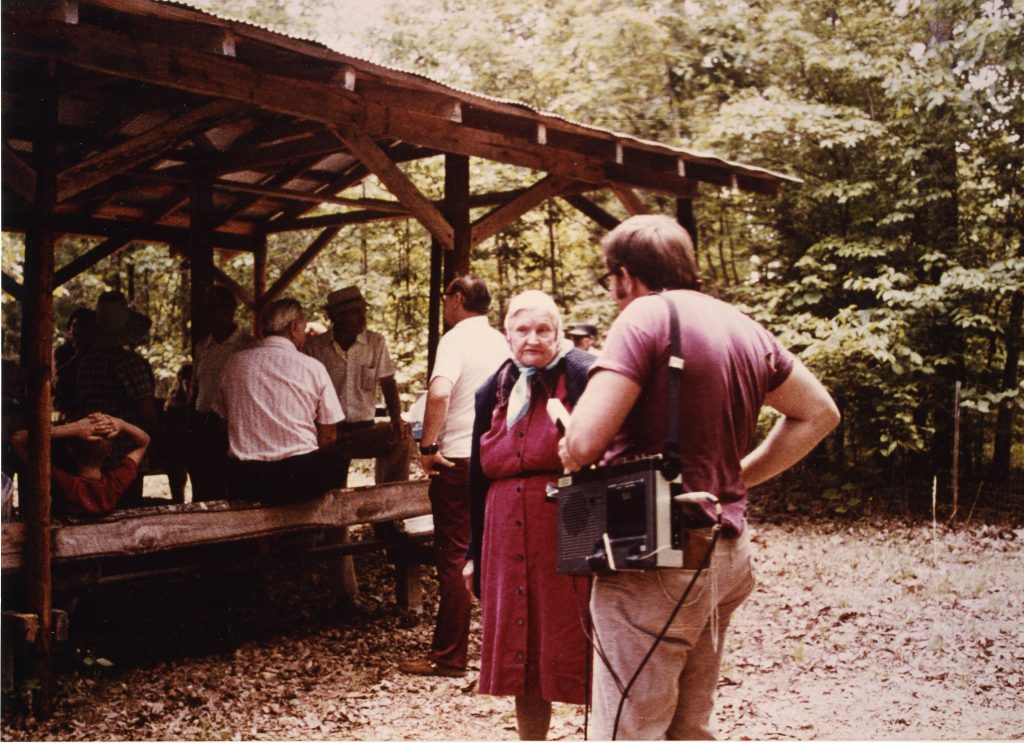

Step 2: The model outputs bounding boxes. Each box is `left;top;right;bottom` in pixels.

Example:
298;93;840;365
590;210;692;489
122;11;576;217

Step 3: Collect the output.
420;451;454;477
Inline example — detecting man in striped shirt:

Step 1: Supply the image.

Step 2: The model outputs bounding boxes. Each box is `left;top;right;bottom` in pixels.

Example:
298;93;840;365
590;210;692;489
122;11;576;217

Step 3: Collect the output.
213;298;345;504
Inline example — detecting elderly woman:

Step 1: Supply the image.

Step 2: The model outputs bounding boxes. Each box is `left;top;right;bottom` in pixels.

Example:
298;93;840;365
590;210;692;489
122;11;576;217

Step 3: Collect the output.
467;290;596;740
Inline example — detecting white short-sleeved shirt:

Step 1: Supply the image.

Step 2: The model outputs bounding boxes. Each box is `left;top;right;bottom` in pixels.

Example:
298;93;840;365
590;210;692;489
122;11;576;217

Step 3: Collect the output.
192;326;258;412
430;315;508;458
213;336;345;461
305;330;395;423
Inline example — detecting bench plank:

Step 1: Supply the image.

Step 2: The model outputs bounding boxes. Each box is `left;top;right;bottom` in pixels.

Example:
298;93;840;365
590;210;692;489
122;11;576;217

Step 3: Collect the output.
2;481;430;571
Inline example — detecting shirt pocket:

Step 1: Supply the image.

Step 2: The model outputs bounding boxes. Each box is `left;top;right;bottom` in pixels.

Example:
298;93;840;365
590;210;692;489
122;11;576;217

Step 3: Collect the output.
360;365;377;391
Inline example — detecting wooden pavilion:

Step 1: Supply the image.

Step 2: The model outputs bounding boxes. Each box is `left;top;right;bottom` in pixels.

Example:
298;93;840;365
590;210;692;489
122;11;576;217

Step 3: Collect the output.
1;0;797;716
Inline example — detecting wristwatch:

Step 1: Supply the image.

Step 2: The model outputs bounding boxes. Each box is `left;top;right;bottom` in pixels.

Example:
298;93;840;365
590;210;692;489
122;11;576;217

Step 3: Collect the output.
419;442;440;456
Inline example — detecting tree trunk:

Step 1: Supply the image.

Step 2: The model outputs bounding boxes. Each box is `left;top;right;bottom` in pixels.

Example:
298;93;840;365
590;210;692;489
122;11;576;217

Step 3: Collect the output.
992;288;1022;478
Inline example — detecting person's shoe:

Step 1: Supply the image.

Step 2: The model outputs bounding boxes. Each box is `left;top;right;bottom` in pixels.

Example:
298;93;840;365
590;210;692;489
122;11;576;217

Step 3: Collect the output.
398;656;465;678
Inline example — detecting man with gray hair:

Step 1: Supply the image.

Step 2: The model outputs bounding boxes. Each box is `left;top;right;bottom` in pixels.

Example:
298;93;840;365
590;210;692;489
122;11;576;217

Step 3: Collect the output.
213;298;345;503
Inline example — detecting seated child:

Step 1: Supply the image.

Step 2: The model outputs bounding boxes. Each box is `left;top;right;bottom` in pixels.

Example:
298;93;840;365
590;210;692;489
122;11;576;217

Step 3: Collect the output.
12;413;150;517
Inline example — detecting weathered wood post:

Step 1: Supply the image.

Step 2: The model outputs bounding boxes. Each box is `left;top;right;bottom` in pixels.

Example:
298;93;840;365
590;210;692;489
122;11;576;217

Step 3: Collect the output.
253;236;267;335
445;154;471;282
20;58;59;719
676;198;698;260
189;175;214;350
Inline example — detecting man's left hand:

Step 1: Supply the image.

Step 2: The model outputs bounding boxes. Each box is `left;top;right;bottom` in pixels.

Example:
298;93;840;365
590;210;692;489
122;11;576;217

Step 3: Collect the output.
420;451;454;477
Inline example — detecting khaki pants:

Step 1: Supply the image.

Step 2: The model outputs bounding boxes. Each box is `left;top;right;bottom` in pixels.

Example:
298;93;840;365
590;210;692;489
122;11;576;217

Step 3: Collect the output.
590;529;754;740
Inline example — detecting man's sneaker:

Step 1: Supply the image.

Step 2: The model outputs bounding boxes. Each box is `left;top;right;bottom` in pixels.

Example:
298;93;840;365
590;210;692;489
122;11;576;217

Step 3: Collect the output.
398;656;466;678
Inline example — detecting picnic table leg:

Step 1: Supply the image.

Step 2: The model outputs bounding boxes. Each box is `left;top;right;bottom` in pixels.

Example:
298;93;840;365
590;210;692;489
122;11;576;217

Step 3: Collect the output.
393;561;425;613
328;527;360;600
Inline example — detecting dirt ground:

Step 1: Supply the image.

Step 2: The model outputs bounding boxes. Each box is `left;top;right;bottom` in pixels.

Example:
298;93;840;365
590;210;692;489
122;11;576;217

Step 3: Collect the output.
3;518;1022;741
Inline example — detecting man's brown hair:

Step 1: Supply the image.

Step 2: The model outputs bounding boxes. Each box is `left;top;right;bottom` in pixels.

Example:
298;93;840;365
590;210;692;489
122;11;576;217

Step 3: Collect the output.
601;215;700;292
446;274;491;314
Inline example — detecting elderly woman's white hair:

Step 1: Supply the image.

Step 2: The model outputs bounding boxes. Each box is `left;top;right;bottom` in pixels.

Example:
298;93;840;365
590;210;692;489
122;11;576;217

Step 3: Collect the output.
504;289;563;336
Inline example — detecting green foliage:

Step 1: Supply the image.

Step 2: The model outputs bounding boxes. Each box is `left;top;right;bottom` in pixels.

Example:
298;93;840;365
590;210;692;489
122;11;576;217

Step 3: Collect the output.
4;0;1021;513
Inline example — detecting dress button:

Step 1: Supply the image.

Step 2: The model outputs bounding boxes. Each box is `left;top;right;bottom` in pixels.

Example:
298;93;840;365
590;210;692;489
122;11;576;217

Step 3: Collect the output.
516;586;524;594
516;652;524;660
518;431;525;438
516;618;524;626
515;519;523;527
516;554;524;562
516;486;522;493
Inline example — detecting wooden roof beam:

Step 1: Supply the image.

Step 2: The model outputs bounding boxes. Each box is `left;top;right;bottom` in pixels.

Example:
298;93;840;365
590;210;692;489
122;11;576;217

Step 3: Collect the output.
470;174;578;248
261;226;341;306
2;144;37;203
56;98;245;202
53;186;189;286
265;208;404;234
2;272;25;302
4;18;722;200
2;213;258;251
611;185;648;216
332;126;454;250
562;194;621;231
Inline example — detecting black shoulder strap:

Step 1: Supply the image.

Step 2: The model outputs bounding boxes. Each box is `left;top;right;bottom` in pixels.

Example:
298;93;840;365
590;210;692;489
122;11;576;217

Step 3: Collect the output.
656;292;684;480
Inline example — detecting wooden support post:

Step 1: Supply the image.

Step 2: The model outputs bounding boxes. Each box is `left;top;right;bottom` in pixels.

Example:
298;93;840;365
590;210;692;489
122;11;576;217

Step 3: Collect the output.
445;154;471;281
676;198;698;261
253;236;267;334
189;176;214;351
20;58;58;720
427;238;442;378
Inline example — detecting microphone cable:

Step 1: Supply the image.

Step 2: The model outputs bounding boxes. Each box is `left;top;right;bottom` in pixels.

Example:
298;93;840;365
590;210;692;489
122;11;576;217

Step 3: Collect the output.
607;526;721;740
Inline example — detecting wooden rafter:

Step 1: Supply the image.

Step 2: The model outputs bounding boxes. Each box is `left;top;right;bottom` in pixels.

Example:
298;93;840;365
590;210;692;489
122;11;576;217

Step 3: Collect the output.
332;126;454;249
3;144;37;203
470;174;578;248
2;272;25;302
57;99;245;202
562;194;621;231
3;16;784;202
611;185;648;216
261;226;341;306
2;213;258;251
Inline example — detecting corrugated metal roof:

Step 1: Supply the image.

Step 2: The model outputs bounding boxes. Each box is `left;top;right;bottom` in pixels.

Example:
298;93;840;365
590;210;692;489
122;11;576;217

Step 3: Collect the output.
151;0;797;184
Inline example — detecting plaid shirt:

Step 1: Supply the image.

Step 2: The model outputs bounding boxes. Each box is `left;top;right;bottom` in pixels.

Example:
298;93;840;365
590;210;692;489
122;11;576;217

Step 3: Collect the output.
75;347;155;461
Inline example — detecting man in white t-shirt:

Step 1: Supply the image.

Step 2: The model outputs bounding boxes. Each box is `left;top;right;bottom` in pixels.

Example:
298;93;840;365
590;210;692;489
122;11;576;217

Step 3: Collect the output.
188;285;258;501
399;275;508;678
306;286;410;486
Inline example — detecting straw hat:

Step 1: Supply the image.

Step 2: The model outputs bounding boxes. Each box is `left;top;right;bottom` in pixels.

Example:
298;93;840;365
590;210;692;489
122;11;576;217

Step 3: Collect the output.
324;286;366;312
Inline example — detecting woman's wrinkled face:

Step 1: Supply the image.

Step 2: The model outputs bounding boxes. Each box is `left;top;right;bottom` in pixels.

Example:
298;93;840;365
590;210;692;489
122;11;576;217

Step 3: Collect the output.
508;308;559;368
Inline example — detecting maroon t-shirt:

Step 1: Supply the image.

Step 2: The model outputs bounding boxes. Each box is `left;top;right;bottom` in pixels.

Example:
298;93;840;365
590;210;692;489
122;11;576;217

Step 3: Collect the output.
593;290;795;534
52;457;139;517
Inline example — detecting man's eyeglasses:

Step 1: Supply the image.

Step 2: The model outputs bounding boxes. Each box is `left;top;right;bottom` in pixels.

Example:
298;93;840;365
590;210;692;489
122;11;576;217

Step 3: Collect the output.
596;270;617;291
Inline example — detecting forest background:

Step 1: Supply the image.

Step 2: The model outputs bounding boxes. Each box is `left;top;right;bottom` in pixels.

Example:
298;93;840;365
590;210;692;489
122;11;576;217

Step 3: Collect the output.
2;0;1022;518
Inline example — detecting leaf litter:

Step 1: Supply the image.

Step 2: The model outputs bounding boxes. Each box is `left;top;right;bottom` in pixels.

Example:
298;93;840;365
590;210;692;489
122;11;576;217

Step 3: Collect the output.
2;520;1022;740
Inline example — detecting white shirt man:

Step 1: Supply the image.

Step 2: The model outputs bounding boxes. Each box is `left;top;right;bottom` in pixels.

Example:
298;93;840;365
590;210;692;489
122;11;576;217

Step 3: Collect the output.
305;285;410;486
399;275;507;678
187;285;258;501
213;298;345;504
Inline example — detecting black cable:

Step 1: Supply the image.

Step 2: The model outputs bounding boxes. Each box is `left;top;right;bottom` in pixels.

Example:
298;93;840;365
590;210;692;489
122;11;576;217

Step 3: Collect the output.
610;528;721;740
571;575;594;741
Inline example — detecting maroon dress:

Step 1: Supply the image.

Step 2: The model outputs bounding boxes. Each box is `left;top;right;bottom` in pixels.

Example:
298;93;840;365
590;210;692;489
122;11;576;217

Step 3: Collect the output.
477;370;590;703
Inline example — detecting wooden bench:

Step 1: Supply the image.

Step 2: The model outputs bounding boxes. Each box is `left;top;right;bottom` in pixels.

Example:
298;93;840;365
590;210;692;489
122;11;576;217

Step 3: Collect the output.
1;480;434;606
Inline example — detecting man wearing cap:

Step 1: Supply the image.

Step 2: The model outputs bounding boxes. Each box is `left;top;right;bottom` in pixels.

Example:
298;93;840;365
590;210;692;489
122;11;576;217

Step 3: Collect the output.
305;286;411;487
566;322;599;354
187;285;258;502
75;290;158;507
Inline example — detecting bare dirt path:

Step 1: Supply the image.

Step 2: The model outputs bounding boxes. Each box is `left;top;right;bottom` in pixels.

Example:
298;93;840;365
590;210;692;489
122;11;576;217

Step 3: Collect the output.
3;520;1022;740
